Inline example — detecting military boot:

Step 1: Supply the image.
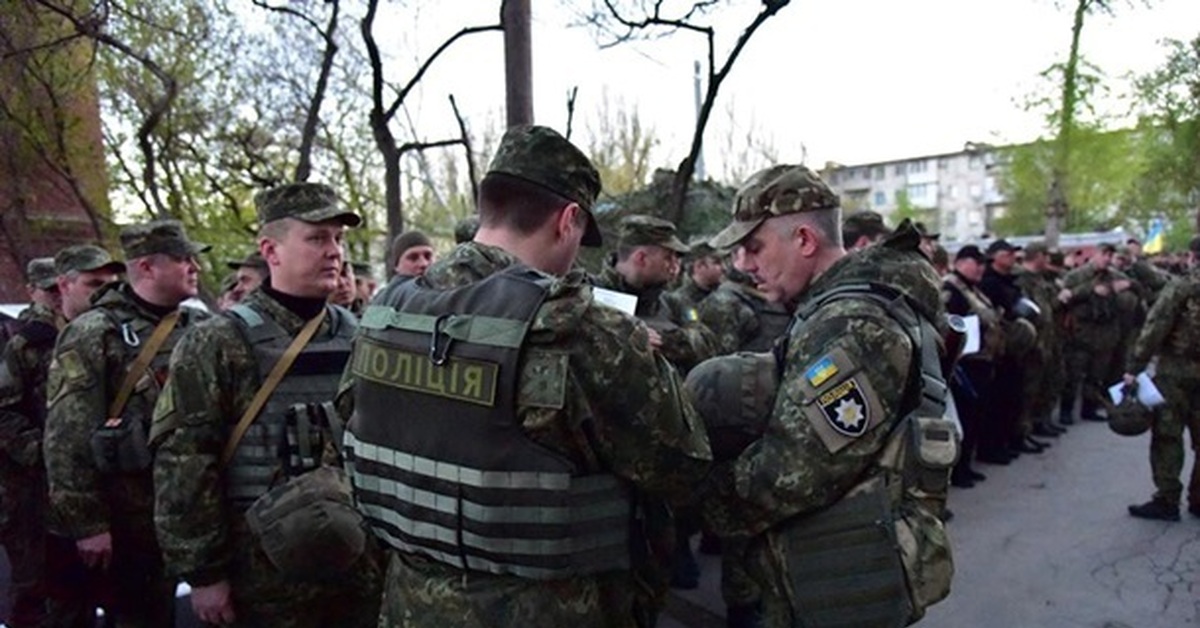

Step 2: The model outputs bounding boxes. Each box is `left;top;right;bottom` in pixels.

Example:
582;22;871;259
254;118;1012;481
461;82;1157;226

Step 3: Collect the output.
1128;498;1180;522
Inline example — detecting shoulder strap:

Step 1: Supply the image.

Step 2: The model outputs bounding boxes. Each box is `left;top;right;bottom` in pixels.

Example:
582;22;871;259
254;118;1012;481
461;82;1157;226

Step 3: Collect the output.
221;308;328;466
107;310;180;419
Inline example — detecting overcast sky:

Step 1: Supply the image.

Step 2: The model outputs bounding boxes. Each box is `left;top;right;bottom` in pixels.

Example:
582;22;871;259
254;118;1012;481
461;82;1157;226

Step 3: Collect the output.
387;0;1200;179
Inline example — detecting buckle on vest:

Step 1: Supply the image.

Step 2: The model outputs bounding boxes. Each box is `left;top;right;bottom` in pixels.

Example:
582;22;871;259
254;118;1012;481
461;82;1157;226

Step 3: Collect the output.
429;314;455;366
121;323;141;347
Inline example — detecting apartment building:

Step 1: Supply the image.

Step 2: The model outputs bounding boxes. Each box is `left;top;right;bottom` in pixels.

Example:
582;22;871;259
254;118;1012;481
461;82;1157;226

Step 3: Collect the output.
821;142;1006;242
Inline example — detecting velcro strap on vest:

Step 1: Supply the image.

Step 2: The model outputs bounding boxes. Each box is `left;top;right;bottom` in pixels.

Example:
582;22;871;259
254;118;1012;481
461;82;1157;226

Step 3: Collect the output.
360;307;529;349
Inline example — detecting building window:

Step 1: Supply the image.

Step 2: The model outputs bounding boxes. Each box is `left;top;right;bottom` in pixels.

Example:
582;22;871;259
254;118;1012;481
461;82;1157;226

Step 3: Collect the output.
969;155;982;170
874;191;887;206
907;183;932;200
873;166;884;180
946;185;957;199
894;163;906;176
909;160;927;174
969;184;982;199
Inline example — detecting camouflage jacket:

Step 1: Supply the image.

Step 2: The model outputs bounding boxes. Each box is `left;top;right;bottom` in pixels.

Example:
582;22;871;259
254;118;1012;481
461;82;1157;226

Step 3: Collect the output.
1013;266;1059;339
594;265;717;372
702;228;945;538
342;242;711;627
670;275;714;311
0;302;59;469
698;280;791;355
1127;268;1200;373
1061;265;1132;324
44;282;207;539
150;288;344;585
1128;257;1168;302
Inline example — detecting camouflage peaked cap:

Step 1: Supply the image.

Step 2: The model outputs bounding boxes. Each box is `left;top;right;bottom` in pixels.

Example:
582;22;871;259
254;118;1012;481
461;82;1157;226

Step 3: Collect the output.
226;251;268;271
1024;241;1050;258
254;182;361;227
618;214;689;254
710;164;840;250
842;210;891;241
26;257;58;290
54;245;125;277
120;220;210;260
486;125;603;247
686;237;720;259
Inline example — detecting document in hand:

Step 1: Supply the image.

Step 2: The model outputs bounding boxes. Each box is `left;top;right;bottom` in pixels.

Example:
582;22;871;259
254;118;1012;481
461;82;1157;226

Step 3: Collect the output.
1108;372;1166;408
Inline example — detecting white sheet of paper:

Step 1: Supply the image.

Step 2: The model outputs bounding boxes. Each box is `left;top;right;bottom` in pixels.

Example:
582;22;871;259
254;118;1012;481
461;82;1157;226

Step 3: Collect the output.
592;287;638;316
1108;372;1167;408
960;314;981;355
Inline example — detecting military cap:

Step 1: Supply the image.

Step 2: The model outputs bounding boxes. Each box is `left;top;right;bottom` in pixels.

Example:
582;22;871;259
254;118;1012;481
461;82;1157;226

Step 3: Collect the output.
218;272;239;293
618;214;689;254
1023;241;1050;258
120;220;210;260
954;245;987;263
1048;249;1066;266
55;244;126;276
225;251;267;271
1097;242;1117;254
25;257;58;290
985;239;1020;256
486;125;603;247
913;221;940;240
254;182;361;227
842;210;892;241
686;237;720;259
711;164;840;250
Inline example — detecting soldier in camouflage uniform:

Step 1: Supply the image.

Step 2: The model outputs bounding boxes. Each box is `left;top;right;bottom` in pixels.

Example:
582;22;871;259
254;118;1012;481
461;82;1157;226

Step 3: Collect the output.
340;125;712;628
224;251;269;306
701;165;955;628
1014;242;1068;439
151;183;381;627
698;265;792;357
1;257;61;627
1122;236;1200;521
1124;238;1169;303
671;240;724;310
44;221;208;628
595;214;717;373
840;209;890;251
1059;244;1134;422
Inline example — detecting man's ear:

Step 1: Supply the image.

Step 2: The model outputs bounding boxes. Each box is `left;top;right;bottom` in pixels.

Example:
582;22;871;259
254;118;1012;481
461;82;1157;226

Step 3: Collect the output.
259;236;278;267
555;202;581;242
797;224;821;256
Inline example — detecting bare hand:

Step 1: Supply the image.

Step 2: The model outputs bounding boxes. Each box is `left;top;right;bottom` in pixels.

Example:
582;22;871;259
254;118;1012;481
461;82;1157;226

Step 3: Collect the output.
1093;284;1111;296
1122;373;1136;386
1113;279;1132;293
76;532;112;570
645;327;663;350
191;581;236;626
1057;288;1072;303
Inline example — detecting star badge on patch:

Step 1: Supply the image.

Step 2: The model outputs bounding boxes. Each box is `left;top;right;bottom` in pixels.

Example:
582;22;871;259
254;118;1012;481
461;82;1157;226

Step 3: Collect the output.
817;378;870;437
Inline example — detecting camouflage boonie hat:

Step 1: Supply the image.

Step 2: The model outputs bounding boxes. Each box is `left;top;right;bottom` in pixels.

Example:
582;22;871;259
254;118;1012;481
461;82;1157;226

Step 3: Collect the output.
54;245;125;277
618;214;689;254
226;251;267;271
120;220;210;260
254;182;361;227
486;125;603;247
711;164;840;250
26;257;58;290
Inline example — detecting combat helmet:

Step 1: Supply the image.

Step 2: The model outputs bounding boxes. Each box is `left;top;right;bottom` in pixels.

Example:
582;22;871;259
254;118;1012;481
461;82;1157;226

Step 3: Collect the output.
1109;383;1153;437
684;352;778;461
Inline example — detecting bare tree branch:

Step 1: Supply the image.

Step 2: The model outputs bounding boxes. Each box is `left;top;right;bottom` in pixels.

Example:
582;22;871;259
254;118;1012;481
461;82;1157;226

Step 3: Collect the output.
449;94;479;205
384;23;503;122
565;86;579;141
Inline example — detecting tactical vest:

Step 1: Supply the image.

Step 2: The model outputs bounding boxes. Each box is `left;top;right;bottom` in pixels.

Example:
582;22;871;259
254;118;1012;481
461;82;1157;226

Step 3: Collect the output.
1;320;58;428
728;284;791;352
1165;277;1200;359
224;303;356;511
773;283;956;628
347;267;633;581
943;273;1003;362
101;307;197;430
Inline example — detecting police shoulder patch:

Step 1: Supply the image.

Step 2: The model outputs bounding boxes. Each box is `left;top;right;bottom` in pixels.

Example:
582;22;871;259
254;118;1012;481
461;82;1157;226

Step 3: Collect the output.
816;378;870;436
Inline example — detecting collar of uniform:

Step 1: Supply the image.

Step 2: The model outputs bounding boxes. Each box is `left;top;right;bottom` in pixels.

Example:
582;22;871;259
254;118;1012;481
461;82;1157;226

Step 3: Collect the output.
240;287;319;337
421;241;522;289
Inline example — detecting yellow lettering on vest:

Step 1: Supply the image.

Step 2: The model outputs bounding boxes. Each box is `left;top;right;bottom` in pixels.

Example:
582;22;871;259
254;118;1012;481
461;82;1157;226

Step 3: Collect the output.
391;351;412;385
462;365;483;399
370;348;389;379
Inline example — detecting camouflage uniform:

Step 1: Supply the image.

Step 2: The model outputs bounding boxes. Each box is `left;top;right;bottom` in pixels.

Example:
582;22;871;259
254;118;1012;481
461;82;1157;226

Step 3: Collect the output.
698;277;791;356
1;285;58;627
1060;264;1133;419
1125;266;1200;514
672;274;715;311
594;216;716;373
703;167;954;628
44;224;209;628
1014;255;1063;433
342;126;711;628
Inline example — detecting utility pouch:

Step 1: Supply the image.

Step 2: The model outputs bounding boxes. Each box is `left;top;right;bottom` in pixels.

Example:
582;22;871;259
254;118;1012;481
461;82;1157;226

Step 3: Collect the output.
907;417;959;497
90;415;152;473
777;481;912;628
244;465;365;582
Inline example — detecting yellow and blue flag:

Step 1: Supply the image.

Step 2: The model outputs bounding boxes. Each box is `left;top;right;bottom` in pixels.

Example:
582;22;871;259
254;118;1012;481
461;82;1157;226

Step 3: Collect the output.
1144;218;1166;255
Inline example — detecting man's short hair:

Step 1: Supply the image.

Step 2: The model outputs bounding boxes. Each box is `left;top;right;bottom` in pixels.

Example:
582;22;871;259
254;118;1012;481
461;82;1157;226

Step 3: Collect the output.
477;172;575;236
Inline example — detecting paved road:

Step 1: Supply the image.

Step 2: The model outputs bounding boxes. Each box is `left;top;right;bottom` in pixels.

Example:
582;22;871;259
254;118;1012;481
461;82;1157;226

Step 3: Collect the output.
664;418;1200;627
3;419;1195;627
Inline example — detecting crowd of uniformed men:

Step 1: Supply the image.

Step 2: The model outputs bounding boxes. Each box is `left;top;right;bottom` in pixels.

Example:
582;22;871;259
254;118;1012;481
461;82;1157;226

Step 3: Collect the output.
1;124;1198;628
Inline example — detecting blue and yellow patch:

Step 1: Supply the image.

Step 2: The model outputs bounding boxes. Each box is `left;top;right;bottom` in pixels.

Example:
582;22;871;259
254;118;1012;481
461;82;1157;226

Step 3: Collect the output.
683;307;699;323
804;355;839;387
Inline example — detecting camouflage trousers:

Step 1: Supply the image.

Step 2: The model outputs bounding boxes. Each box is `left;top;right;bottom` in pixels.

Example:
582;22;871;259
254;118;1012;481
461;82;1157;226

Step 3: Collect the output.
1020;343;1059;432
225;526;382;628
1062;324;1120;415
720;538;761;608
1148;364;1200;509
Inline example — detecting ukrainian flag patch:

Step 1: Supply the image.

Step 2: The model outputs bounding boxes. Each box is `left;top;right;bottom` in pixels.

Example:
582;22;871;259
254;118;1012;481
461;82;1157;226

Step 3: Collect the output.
805;355;839;387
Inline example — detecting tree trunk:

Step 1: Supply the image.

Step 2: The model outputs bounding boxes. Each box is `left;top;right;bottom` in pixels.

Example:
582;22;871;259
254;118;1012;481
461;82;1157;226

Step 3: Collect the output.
503;0;533;127
1046;0;1090;247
